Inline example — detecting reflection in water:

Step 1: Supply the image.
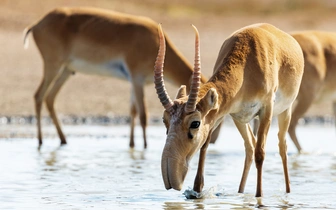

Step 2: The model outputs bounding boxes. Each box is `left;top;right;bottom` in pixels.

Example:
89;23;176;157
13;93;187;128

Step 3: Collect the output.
163;201;205;210
43;150;58;167
40;147;61;167
129;148;146;160
0;125;335;209
331;155;336;178
255;197;264;208
163;193;296;210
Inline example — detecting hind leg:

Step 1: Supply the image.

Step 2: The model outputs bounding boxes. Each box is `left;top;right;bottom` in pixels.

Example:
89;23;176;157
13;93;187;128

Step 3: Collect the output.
277;108;292;193
255;103;273;197
129;92;137;148
34;61;64;147
288;94;315;153
45;69;72;145
131;80;147;149
233;119;256;193
333;101;336;135
252;118;259;136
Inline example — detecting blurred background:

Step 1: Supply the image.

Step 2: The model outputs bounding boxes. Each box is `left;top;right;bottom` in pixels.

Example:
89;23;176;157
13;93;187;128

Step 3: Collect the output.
1;0;335;123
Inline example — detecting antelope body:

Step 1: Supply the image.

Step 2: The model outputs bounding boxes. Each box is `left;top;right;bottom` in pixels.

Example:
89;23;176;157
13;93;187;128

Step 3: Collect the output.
23;7;207;148
289;31;336;152
155;23;304;197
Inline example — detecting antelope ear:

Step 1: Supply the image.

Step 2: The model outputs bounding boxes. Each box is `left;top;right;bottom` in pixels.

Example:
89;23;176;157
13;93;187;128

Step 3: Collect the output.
175;85;187;99
198;88;218;113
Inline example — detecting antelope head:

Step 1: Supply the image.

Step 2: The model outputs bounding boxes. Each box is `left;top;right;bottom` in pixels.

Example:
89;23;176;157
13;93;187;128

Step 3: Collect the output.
154;24;219;191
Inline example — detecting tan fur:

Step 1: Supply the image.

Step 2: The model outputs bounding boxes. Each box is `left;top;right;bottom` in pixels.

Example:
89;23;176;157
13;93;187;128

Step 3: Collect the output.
158;23;304;197
23;7;207;149
288;31;336;152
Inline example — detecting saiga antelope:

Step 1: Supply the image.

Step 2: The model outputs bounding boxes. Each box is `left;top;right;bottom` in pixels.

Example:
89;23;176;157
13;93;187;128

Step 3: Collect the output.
288;31;336;152
252;31;336;153
155;23;304;197
23;7;208;149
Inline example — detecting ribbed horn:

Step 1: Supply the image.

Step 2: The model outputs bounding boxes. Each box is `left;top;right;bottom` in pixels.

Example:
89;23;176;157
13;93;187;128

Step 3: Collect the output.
185;25;201;113
154;24;174;114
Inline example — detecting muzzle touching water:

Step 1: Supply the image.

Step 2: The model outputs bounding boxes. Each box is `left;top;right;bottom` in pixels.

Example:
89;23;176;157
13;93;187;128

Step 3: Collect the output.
161;151;189;191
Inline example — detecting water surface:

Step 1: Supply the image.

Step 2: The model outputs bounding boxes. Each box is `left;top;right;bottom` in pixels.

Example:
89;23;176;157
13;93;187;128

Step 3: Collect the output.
0;124;335;209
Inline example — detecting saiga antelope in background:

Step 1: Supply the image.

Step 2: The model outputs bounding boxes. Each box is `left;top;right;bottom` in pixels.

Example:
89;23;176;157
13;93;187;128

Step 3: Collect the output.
288;31;336;152
252;31;336;153
154;23;304;197
23;7;207;149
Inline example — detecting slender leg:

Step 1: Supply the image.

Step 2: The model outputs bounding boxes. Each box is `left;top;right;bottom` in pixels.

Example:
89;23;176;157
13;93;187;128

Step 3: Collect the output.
252;118;259;136
288;94;315;153
131;80;147;149
288;62;323;153
129;92;137;148
34;61;64;147
45;69;72;145
277;108;292;193
233;119;256;193
209;121;223;144
255;104;273;197
333;101;336;135
193;132;212;193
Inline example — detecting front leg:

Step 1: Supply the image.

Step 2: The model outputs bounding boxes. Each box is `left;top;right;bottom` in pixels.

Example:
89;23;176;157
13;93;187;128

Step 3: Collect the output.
193;132;212;193
232;119;256;193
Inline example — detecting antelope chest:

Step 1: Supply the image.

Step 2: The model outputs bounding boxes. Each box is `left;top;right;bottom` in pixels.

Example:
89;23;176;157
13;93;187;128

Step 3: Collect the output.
68;58;131;81
230;101;262;123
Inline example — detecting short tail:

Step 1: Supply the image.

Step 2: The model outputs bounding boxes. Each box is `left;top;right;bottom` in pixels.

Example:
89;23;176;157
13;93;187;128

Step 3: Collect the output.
23;26;33;49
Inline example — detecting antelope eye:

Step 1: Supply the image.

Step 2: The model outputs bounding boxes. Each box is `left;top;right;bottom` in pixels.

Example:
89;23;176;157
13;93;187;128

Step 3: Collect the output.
190;121;200;129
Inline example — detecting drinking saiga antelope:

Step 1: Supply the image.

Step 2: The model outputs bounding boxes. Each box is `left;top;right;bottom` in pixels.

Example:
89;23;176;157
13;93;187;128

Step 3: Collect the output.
23;7;207;148
154;23;304;197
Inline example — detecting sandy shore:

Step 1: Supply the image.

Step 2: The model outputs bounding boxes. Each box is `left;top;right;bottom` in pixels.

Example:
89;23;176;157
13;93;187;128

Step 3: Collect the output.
1;0;335;121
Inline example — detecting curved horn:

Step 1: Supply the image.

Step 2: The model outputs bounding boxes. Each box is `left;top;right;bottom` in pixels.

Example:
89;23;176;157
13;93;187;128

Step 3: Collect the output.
154;24;174;114
185;25;201;113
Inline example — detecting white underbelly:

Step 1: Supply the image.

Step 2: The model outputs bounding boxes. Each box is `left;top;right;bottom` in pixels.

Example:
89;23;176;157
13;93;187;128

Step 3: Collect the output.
273;89;295;116
230;89;295;123
67;58;131;81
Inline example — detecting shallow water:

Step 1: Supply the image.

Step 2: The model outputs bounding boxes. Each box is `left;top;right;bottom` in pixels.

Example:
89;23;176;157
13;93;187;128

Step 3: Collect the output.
0;124;335;209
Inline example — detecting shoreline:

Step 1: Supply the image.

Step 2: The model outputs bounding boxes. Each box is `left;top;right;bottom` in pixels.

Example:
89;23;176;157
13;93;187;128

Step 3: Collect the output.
1;114;334;126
